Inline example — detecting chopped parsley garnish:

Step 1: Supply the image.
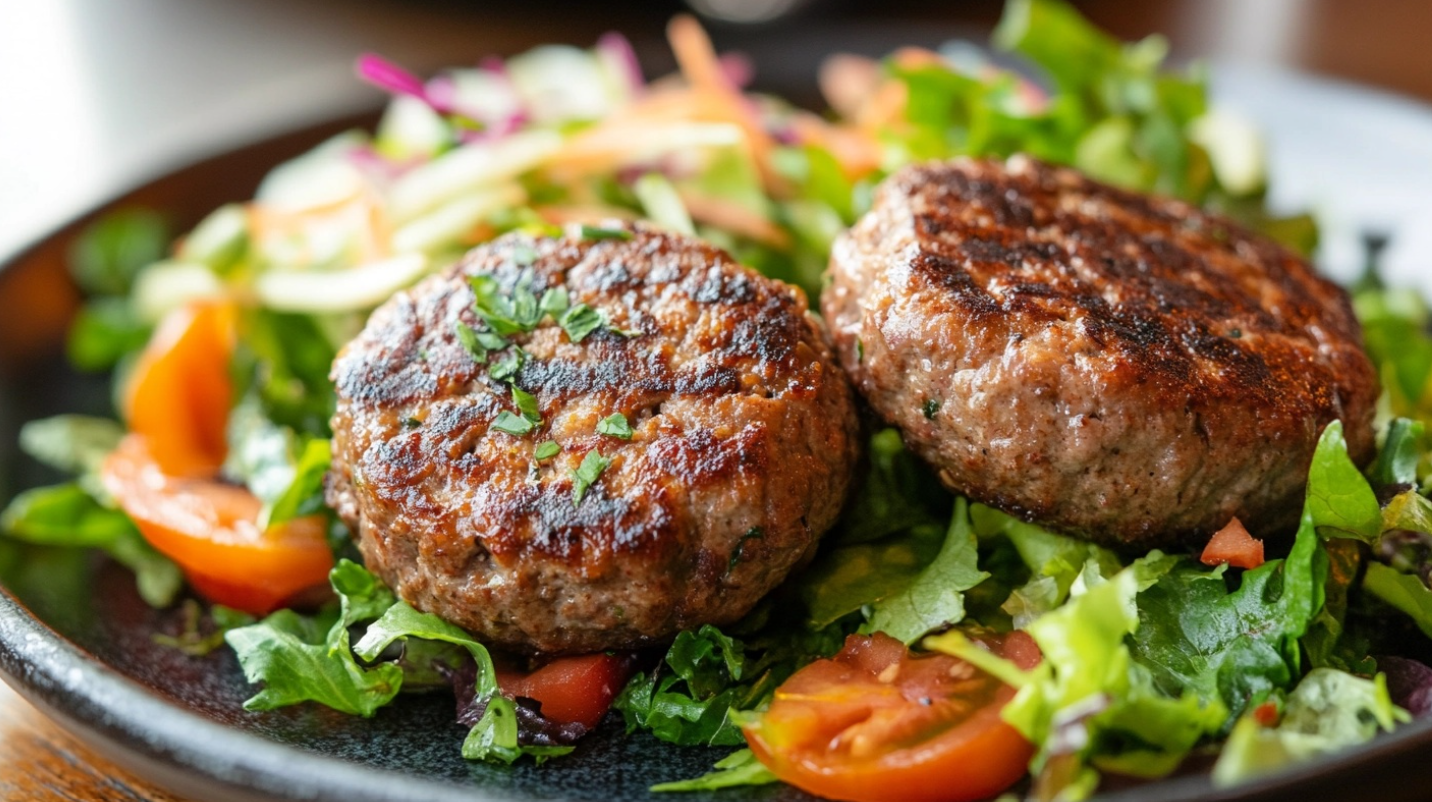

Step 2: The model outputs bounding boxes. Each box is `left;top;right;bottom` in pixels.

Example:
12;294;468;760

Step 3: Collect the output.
578;225;633;241
511;242;537;267
922;399;941;420
454;322;489;363
560;304;605;343
511;275;539;328
533;441;561;461
539;287;570;319
469;275;531;336
512;385;541;424
596;413;632;440
570;450;610;506
475;330;507;350
489;348;526;382
491;410;535;436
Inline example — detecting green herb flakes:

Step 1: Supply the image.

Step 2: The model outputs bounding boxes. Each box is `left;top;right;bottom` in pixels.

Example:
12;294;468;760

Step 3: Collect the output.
559;304;606;343
491;410;535;436
454;322;488;363
489;348;526;382
539;286;570;319
533;441;561;461
512;385;541;423
571;450;611;506
596;413;633;440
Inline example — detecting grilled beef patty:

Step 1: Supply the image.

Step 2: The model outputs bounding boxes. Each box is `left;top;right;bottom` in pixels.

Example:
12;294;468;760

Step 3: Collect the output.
822;155;1378;548
328;225;858;653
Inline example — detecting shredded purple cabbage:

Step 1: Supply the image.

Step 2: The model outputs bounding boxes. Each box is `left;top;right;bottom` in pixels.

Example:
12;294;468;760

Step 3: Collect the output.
444;660;589;746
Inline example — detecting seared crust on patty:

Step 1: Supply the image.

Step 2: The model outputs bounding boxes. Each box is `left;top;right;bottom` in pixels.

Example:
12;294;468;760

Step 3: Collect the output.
822;155;1378;548
328;224;858;653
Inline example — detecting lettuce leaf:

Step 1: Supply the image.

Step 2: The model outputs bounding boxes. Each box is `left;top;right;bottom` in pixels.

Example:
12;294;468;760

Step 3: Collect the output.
864;498;989;644
1;483;181;607
931;551;1224;799
1131;422;1371;725
1211;669;1407;786
225;560;403;716
1363;563;1432;639
650;748;778;793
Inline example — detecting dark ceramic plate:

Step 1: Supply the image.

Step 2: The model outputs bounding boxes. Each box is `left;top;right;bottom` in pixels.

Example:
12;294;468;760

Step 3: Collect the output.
4;25;1432;802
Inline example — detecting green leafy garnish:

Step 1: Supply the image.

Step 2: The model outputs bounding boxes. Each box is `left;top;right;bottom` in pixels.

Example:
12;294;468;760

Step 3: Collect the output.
489;348;526;382
1211;669;1407;786
538;286;570;319
533;441;561;461
559;304;606;343
17;415;124;498
1;483;182;607
570;450;610;506
864;498;989;644
651;748;778;792
491;410;535;436
263;438;332;527
68;208;168;296
454;321;489;363
512;385;541;424
469;274;536;336
596;413;632;439
225;561;404;716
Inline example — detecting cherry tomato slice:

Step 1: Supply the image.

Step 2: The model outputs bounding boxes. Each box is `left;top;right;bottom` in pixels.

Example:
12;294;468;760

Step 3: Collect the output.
496;653;636;729
743;632;1035;802
101;435;333;615
123;301;236;477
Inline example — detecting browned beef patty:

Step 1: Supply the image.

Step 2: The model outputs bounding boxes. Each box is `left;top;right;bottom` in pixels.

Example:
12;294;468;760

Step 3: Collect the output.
327;224;858;654
821;155;1378;549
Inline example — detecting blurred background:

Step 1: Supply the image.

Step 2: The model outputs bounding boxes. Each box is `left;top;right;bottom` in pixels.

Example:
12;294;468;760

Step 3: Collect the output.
1;0;1430;272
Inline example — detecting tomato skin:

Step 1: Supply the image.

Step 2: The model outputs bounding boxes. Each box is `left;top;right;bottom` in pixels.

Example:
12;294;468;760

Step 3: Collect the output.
101;435;334;615
743;633;1035;802
123;301;236;477
496;653;636;729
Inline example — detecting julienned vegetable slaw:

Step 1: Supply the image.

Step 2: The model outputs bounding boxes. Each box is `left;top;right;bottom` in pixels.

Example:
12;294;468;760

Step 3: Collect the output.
5;0;1432;799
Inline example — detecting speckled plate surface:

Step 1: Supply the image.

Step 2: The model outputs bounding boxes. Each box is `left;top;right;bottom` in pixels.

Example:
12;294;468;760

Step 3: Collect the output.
4;28;1432;802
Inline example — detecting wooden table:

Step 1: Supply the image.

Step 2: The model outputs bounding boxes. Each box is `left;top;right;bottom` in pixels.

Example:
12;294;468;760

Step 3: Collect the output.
0;680;183;802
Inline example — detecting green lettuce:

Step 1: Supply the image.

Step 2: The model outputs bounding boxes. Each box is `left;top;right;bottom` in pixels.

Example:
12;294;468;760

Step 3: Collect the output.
650;749;778;793
225;560;403;716
1211;669;1407;786
863;498;989;644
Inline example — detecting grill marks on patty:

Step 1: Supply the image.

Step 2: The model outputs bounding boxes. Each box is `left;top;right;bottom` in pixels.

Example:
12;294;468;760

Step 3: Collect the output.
823;155;1377;548
328;225;858;653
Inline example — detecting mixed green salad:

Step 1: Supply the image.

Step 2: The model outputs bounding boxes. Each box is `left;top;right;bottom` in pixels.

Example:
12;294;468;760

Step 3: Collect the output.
4;0;1432;799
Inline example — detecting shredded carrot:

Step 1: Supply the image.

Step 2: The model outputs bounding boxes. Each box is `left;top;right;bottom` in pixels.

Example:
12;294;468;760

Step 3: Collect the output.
787;114;883;181
678;191;790;249
533;204;641;226
666;15;787;195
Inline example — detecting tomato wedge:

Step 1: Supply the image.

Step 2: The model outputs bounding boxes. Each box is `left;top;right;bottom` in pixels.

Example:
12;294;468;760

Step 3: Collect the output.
101;435;334;615
743;632;1036;802
495;653;636;730
123;301;236;477
1199;517;1265;570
